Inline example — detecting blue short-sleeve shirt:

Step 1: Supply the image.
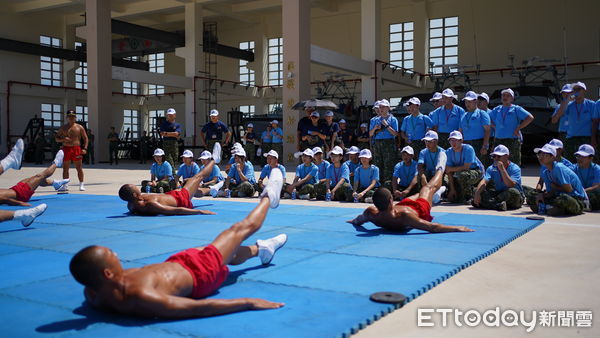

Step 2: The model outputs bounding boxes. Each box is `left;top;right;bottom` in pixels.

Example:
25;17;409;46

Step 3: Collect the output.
401;114;433;141
392;160;417;186
151;162;174;180
295;163;319;184
541;162;586;198
574;163;600;191
460;109;491;141
564;99;596;137
326;163;350;186
369;115;399;140
177;162;200;179
490;104;532;139
227;161;256;184
446;144;479;170
260;164;286;180
429;105;465;133
199;163;224;183
484;162;522;192
418;146;445;175
354;165;380;188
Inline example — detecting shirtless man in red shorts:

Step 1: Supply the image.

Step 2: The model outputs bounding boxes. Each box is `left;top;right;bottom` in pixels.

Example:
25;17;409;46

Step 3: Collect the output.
348;169;474;233
0;150;69;227
70;168;287;318
119;160;220;216
55;110;88;191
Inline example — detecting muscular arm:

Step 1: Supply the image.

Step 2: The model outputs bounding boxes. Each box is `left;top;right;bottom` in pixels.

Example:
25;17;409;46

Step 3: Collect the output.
403;212;473;233
131;291;283;319
0;197;31;206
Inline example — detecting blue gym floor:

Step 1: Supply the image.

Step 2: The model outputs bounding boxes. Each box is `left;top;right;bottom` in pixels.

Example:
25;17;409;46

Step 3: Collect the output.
0;194;544;337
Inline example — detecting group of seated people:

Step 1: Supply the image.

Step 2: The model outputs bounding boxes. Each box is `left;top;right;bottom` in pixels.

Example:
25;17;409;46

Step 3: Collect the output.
138;128;599;217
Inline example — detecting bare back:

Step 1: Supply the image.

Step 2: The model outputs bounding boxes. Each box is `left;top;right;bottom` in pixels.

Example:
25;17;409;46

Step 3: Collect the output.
365;205;421;232
57;123;86;147
128;192;179;215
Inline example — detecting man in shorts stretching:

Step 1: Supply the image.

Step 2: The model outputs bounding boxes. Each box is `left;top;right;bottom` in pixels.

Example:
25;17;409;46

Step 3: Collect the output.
55;110;88;191
348;169;474;233
70;169;287;318
119;160;220;216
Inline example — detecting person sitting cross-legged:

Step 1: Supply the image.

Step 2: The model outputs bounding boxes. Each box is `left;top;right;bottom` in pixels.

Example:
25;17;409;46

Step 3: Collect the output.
349;149;380;203
143;148;175;193
444;130;484;204
284;148;319;200
387;146;419;201
472;145;524;211
221;149;256;198
195;151;224;198
315;146;351;201
312;147;330;199
255;150;286;197
572;144;600;211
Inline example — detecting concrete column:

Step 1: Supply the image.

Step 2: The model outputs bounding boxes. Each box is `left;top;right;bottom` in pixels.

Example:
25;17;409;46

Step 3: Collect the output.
360;0;380;104
413;1;429;76
85;0;112;161
63;25;77;114
282;0;310;165
176;2;204;146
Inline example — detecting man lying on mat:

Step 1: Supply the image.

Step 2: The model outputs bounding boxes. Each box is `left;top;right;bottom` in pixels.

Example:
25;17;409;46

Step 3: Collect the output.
348;167;474;233
70;169;287;318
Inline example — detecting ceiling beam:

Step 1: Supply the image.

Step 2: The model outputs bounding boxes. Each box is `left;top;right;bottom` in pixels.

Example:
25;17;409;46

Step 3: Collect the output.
11;0;78;14
231;0;281;13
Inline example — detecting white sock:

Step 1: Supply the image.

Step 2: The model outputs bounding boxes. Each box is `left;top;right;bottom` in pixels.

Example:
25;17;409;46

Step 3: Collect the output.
79;182;86;191
210;180;225;197
13;204;48;227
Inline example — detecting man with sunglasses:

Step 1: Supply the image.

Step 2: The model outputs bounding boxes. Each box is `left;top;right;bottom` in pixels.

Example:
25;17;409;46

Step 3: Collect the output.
472;145;524;211
552;82;596;162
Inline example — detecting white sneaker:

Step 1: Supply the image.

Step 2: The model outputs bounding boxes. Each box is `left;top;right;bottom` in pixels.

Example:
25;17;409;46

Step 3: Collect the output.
53;150;64;168
0;138;24;171
299;194;310;200
14;203;47;227
210;180;225;198
365;197;373;203
432;186;446;204
257;234;288;265
52;178;70;191
79;182;86;191
259;168;283;209
212;142;222;164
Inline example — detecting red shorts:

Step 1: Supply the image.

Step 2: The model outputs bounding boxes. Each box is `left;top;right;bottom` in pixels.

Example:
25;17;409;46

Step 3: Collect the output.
397;198;433;222
62;146;83;162
165;189;193;208
10;182;34;202
166;245;229;299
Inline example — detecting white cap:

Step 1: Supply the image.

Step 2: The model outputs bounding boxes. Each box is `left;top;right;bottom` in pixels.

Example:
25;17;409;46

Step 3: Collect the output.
263;149;279;159
575;144;595;157
422;130;439;141
560;83;573;93
247;123;254;128
271;120;279;124
477;92;490;102
548;138;563;149
501;88;515;97
325;111;334;117
329;146;344;157
312;147;323;154
442;88;455;97
404;97;421;106
181;149;194;158
572;81;587;90
373;100;381;108
302;148;314;157
359;149;372;159
378;99;391;107
209;109;219;116
234;148;247;157
449;130;463;140
462;91;477;101
167;108;176;115
347;146;360;154
360;123;367;128
153;148;165;156
310;111;320;117
401;145;414;155
534;144;557;157
199;150;212;160
339;119;346;124
430;92;443;101
490;145;510;156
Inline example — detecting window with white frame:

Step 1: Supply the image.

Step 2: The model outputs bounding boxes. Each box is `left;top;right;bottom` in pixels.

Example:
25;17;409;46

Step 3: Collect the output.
75;105;88;122
40;35;62;86
74;42;87;89
41;103;63;129
267;103;282;115
239;41;255;86
389;22;414;70
239;105;255;118
122;109;139;139
267;38;283;86
148;53;165;95
148;109;164;133
429;16;459;74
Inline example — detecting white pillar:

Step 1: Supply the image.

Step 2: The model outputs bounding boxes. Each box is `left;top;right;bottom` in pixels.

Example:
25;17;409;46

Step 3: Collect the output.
178;2;204;146
85;0;112;161
361;0;380;104
282;0;310;165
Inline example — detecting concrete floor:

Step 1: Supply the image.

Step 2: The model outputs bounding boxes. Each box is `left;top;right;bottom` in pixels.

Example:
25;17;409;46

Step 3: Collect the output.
1;161;598;337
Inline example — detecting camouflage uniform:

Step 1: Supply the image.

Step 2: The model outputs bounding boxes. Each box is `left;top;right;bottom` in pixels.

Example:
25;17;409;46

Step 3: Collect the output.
345;187;375;202
383;181;419;200
476;180;523;210
564;136;590;163
494;138;522;166
163;139;179;175
314;182;351;201
524;186;584;215
270;143;284;162
230;181;256;197
588;191;600;211
244;143;256;163
283;183;315;199
447;169;482;203
372;139;397;184
141;179;175;193
463;139;488;168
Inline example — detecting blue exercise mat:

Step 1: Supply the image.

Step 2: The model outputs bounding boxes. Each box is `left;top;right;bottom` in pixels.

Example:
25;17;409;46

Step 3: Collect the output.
0;194;543;337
